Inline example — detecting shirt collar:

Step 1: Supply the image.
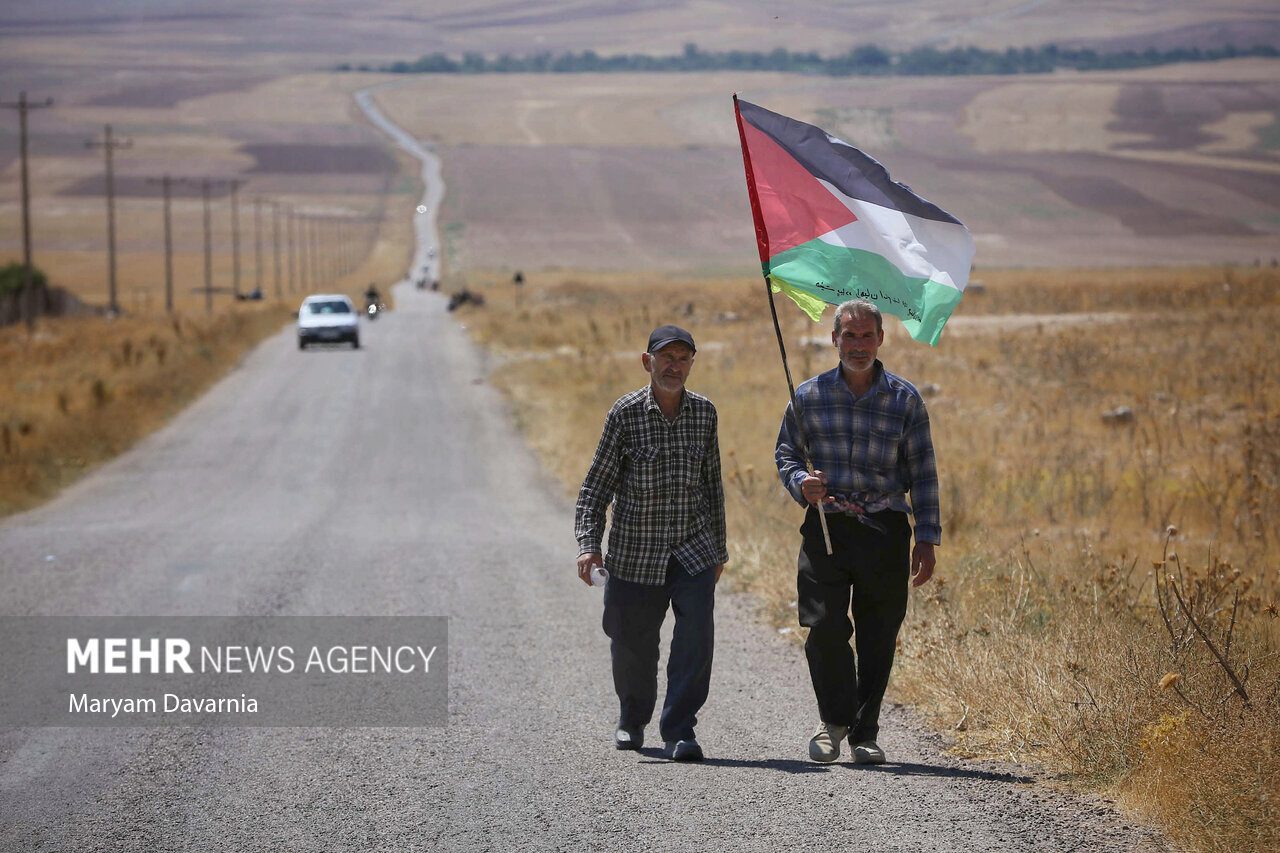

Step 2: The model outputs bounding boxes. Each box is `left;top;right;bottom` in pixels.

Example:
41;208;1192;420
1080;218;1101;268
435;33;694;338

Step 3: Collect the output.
645;384;691;419
823;360;887;397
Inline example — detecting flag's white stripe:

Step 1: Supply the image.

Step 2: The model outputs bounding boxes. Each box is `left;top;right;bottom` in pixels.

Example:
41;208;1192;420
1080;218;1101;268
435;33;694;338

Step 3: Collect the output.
815;179;974;292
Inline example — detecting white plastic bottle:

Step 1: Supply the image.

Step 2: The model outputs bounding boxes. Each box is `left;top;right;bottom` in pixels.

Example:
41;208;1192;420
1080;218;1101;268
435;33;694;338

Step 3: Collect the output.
589;566;609;588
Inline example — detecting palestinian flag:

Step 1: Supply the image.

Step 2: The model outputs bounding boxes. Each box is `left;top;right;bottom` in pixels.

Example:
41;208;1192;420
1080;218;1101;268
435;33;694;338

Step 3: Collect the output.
734;96;975;345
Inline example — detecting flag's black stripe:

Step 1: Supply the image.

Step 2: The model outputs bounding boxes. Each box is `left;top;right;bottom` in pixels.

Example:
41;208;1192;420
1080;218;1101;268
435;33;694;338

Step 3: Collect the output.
737;98;964;227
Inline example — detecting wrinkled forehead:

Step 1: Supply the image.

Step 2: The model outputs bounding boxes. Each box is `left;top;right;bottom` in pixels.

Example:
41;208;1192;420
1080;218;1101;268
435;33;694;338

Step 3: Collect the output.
836;313;880;333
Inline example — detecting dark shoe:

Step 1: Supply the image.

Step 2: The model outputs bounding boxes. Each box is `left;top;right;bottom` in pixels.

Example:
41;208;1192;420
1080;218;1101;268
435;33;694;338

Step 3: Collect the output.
614;726;644;751
662;739;704;762
852;740;886;765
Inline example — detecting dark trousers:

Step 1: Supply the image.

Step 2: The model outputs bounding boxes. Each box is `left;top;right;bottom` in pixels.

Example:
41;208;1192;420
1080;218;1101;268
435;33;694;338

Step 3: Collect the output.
602;556;715;743
797;508;910;743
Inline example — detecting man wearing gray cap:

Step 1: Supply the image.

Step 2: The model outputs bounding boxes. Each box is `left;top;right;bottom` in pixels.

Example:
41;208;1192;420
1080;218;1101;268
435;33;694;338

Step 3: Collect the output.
575;324;728;761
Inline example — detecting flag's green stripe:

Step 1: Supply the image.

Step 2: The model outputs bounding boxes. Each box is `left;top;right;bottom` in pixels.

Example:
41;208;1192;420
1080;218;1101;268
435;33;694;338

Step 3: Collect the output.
765;240;963;345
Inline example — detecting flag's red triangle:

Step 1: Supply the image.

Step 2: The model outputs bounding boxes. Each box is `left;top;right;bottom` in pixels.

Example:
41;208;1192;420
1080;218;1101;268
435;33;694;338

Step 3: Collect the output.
740;118;858;258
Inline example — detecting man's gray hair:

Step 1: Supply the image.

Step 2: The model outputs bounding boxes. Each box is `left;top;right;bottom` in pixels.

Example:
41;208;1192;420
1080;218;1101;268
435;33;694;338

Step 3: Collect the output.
833;298;882;334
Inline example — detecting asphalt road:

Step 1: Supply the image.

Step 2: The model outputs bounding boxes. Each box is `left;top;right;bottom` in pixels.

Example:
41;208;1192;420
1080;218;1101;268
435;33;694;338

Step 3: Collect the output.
0;285;1172;852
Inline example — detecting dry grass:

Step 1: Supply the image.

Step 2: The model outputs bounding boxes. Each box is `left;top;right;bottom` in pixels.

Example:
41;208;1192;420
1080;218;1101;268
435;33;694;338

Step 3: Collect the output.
453;265;1280;852
0;304;296;515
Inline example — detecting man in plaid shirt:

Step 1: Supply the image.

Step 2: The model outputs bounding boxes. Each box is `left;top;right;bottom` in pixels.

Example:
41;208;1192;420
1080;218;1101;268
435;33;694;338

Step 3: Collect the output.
775;298;939;766
576;324;727;762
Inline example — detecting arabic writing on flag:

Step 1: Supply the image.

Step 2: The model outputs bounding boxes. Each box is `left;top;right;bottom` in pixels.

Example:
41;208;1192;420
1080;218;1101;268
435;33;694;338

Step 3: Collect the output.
733;96;976;345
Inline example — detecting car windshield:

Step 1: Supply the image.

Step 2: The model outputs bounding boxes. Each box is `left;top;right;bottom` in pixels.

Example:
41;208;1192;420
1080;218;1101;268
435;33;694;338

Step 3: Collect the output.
306;301;351;315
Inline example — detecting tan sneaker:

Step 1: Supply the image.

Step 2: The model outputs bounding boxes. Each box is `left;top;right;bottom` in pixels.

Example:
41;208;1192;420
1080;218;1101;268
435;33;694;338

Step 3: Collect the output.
852;740;886;765
808;722;849;763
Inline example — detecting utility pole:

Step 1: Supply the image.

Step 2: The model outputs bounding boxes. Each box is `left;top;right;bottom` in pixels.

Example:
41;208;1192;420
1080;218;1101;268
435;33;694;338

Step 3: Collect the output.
317;217;326;286
228;180;245;299
337;219;348;277
309;215;321;288
270;202;283;300
162;176;175;313
326;218;334;284
298;211;310;292
303;212;313;289
306;215;316;288
332;220;341;281
2;92;53;331
86;124;132;317
286;207;297;294
145;175;182;313
253;196;263;297
201;178;214;313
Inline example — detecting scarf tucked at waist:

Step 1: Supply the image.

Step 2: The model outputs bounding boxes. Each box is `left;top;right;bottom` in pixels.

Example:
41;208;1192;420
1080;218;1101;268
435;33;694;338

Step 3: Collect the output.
820;492;899;533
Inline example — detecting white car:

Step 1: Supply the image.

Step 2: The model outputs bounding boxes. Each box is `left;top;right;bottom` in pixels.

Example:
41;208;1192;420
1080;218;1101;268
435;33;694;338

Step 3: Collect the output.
297;294;360;349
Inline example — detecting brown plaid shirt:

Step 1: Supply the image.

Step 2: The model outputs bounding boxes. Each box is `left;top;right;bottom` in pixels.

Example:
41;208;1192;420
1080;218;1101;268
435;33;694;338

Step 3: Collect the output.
575;385;728;585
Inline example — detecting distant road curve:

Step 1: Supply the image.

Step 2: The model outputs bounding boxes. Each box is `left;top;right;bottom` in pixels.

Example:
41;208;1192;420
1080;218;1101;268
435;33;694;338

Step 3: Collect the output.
356;82;443;282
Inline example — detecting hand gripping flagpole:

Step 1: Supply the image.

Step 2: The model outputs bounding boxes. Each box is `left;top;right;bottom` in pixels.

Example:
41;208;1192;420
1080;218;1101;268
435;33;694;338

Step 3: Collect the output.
765;276;833;554
734;94;833;555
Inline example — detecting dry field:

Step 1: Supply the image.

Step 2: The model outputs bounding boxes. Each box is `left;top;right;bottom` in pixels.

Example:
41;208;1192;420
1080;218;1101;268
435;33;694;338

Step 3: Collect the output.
2;1;1275;66
369;61;1280;275
3;0;1277;305
453;265;1280;853
0;70;417;313
4;3;1279;309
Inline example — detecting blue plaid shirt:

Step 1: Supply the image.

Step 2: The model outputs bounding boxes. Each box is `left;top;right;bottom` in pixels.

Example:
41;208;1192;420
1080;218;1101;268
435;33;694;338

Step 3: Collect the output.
775;361;941;545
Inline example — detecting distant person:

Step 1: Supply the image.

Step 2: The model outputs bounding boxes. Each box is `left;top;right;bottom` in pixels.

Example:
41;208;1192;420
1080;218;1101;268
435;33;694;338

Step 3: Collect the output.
575;324;727;762
364;283;381;306
775;298;939;766
513;270;524;286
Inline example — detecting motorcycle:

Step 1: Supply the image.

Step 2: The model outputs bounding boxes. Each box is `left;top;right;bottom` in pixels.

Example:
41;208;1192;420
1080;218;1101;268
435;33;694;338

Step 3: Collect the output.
365;301;385;319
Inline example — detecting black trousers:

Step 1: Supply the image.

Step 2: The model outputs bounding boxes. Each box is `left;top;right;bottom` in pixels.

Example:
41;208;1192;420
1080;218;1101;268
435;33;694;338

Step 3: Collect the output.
602;555;715;743
797;507;911;743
